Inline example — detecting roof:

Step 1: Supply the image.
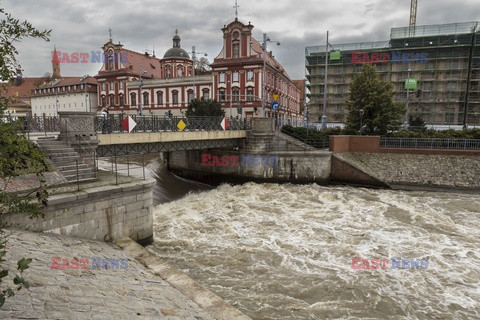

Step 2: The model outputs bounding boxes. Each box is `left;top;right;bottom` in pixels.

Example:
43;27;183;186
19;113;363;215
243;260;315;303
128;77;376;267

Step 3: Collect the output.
37;76;98;88
163;47;190;59
250;38;290;80
116;48;163;78
3;77;41;100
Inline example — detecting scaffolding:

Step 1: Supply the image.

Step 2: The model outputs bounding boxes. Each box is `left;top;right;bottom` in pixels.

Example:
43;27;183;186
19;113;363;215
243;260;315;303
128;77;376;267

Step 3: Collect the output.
306;21;480;126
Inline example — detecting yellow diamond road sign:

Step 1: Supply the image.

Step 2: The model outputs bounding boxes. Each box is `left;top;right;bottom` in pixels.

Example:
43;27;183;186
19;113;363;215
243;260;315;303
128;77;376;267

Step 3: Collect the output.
273;93;279;101
177;119;187;131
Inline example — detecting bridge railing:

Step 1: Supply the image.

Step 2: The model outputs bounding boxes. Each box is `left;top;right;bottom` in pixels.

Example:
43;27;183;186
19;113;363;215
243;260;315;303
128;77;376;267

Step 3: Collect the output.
95;115;250;133
380;137;480;150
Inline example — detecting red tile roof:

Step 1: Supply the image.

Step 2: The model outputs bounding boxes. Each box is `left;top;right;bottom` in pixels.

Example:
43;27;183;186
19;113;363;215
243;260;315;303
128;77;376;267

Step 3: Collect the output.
249;38;290;80
3;77;42;101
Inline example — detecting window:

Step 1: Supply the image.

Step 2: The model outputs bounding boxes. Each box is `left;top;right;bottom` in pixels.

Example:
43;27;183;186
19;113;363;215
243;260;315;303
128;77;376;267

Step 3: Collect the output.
130;93;137;106
109;94;115;107
247;87;254;101
233;43;239;58
119;94;124;106
219;89;225;101
445;112;454;123
119;81;124;90
247;71;254;81
219;72;225;83
172;90;179;105
109;82;114;90
157;91;163;106
143;92;149;105
188;90;194;102
232;88;239;102
73;85;76;90
80;84;84;90
101;95;106;107
447;82;457;91
102;83;106;91
203;89;209;100
178;66;183;77
233;71;239;82
108;52;114;71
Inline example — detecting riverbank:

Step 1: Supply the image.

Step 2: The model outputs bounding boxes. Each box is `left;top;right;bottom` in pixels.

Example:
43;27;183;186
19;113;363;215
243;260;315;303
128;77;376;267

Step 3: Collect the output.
0;229;251;319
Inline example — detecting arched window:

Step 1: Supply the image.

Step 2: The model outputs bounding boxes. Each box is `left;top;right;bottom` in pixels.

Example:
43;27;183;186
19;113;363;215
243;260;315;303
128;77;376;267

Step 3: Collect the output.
233;43;239;58
187;89;194;102
166;66;172;78
143;92;149;106
101;95;106;107
130;92;137;106
202;89;209;100
247;87;254;101
247;70;254;81
107;51;114;71
109;94;115;107
119;94;124;106
219;89;225;102
177;66;183;77
232;88;239;102
172;90;179;105
157;91;163;106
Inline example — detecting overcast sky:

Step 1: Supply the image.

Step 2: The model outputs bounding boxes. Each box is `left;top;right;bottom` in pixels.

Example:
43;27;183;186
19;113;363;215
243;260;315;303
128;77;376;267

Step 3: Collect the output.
4;0;480;80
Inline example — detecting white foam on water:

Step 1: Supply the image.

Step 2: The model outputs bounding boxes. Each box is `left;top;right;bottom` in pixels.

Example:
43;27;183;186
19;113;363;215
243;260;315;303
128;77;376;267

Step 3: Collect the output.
149;183;480;319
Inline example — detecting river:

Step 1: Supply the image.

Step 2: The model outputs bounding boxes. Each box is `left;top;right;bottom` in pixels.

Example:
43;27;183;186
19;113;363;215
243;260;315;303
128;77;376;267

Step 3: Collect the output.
104;157;480;319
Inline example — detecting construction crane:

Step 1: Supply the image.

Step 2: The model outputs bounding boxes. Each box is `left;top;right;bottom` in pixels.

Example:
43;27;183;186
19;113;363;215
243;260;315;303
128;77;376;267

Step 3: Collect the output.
409;0;418;36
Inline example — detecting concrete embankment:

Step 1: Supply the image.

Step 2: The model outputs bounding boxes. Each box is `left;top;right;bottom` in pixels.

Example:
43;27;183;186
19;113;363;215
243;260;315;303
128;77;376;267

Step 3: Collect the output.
0;229;251;320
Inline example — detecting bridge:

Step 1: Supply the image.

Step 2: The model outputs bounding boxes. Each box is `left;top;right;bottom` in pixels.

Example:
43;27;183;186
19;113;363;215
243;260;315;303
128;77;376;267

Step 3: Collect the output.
22;112;249;157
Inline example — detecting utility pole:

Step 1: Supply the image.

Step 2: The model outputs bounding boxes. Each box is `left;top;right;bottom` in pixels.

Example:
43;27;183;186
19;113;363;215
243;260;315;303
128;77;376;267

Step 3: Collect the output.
321;31;329;130
262;33;267;117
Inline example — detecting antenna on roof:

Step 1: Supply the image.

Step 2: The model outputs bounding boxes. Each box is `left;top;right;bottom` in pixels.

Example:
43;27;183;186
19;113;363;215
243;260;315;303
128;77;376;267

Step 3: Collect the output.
233;0;239;19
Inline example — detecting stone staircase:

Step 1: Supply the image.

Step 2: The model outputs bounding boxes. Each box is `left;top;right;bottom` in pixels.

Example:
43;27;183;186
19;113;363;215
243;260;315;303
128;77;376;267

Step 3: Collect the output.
36;137;96;182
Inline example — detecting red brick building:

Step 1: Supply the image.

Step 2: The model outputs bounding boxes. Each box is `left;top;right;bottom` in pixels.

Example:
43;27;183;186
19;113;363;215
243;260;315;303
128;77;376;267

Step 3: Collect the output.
95;19;301;122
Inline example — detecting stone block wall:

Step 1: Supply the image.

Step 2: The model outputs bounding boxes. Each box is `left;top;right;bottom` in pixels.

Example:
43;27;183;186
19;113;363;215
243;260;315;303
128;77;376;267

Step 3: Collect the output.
339;152;480;189
3;179;155;245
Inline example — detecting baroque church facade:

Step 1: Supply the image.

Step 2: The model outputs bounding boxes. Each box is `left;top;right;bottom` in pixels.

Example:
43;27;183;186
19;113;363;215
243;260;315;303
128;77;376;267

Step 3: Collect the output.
95;19;301;122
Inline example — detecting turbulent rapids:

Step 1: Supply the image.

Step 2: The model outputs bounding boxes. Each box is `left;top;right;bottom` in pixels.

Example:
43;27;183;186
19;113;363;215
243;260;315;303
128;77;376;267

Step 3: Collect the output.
149;182;480;320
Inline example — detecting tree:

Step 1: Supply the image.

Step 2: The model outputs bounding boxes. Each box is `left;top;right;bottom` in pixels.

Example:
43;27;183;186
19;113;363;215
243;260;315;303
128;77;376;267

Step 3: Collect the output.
185;99;225;117
345;64;405;135
409;115;427;131
0;7;51;307
194;57;211;75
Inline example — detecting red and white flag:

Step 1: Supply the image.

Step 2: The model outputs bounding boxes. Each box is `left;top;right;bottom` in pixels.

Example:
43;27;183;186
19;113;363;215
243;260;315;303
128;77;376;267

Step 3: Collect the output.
221;117;229;131
121;116;137;133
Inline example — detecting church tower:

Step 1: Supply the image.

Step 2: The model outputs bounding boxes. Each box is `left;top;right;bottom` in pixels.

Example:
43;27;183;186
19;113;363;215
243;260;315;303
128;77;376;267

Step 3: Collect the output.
52;45;61;79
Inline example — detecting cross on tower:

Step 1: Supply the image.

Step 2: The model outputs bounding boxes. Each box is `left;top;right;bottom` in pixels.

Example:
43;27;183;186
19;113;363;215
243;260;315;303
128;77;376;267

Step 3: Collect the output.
108;28;112;41
233;0;239;19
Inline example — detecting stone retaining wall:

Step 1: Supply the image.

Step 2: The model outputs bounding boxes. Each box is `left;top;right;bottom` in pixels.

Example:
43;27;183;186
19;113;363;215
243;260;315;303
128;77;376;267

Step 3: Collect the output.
3;179;155;245
338;152;480;189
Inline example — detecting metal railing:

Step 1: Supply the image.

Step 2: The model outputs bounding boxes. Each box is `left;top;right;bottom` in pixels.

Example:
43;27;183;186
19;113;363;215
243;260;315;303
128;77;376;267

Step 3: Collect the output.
97;153;147;185
95;115;251;133
380;137;480;150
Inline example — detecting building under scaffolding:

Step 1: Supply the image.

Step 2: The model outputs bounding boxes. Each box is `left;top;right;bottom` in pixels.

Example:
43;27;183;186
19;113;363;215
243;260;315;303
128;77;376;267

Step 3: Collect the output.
306;21;480;127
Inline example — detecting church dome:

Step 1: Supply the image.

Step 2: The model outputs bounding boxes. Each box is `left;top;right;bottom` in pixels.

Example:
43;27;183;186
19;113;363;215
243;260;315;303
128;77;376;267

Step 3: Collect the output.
163;29;190;59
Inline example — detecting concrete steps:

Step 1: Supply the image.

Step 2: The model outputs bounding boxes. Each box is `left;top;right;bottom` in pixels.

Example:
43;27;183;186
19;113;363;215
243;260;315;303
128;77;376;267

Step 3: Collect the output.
36;139;96;183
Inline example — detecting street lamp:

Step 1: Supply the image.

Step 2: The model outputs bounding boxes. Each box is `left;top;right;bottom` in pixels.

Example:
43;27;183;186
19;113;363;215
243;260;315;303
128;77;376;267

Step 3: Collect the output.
262;33;280;117
404;63;411;129
138;69;147;116
81;74;89;112
359;109;364;134
191;46;208;100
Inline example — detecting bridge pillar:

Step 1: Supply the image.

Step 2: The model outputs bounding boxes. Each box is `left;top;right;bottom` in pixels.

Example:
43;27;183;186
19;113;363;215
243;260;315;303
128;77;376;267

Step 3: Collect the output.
251;117;275;133
58;111;99;166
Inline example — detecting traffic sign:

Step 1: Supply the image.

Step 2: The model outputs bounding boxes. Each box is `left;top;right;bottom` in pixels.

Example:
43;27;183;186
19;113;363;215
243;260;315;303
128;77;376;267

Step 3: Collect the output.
273;93;279;101
272;101;279;110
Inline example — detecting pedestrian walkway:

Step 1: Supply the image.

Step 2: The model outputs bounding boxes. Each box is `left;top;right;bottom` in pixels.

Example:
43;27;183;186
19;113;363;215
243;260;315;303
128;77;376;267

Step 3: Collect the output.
0;229;249;319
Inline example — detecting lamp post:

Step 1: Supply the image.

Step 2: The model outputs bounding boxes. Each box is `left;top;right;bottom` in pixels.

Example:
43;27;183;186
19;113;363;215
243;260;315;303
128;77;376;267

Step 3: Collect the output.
359;109;364;134
321;31;329;130
404;63;411;129
81;74;89;112
138;69;146;116
191;46;208;100
261;33;280;117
